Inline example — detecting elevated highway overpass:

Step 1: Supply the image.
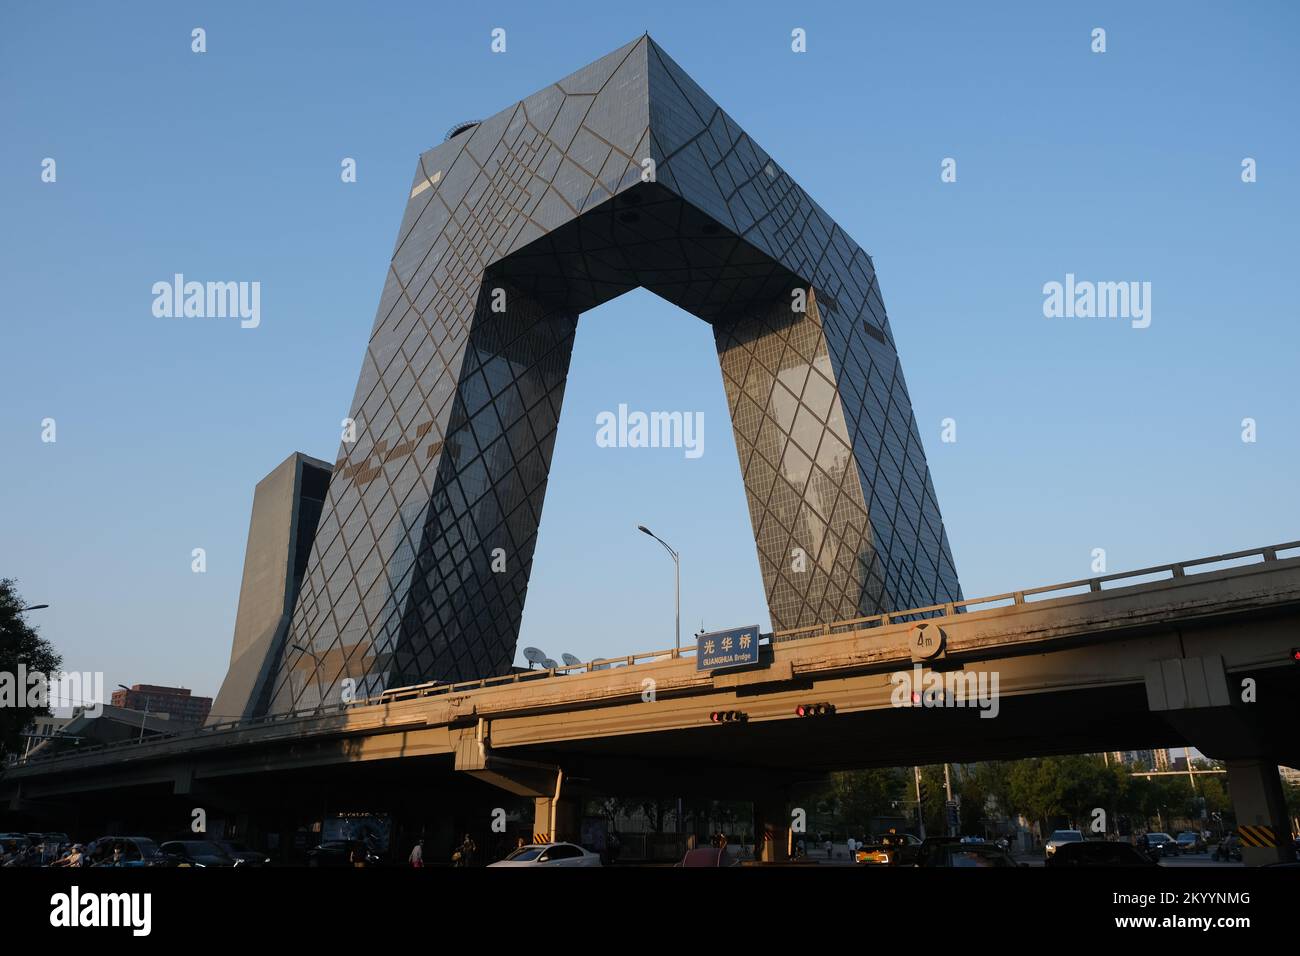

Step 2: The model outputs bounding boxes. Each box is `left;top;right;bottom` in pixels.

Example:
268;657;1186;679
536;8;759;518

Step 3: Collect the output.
5;542;1299;862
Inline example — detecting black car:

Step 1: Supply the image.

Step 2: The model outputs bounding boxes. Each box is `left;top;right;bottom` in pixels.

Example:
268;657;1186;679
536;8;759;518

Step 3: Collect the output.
918;841;1020;867
216;840;271;866
1045;841;1158;867
86;836;168;867
1136;832;1180;859
306;840;383;867
160;840;239;867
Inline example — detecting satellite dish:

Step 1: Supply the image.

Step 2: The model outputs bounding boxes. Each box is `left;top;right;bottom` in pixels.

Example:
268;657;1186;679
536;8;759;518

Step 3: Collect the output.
561;653;582;667
523;647;548;669
541;658;560;670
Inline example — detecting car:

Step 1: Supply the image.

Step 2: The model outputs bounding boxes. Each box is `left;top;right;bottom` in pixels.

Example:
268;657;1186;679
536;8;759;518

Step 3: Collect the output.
215;839;271;866
160;840;239;867
86;836;168;867
678;847;736;867
306;840;383;867
0;834;41;868
40;832;70;851
854;842;897;866
1044;829;1085;860
488;842;602;867
0;833;32;861
855;831;922;866
1136;832;1180;858
918;841;1020;867
27;832;70;864
1176;831;1207;854
1045;841;1159;867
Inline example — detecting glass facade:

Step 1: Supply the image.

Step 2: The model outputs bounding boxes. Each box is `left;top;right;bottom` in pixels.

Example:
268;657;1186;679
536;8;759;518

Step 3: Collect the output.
262;36;960;715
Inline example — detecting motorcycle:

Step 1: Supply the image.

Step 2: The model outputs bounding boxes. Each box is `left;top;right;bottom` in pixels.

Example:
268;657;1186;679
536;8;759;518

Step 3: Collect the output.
1213;837;1242;862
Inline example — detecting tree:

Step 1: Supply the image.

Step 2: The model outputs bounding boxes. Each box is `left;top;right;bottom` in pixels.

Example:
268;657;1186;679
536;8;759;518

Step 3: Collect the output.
965;761;1016;833
828;768;907;834
1008;757;1062;836
0;579;62;760
640;798;675;834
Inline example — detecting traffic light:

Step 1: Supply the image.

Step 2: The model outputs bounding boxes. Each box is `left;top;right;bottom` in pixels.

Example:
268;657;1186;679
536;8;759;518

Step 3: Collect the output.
710;710;746;723
795;702;836;717
1291;647;1300;664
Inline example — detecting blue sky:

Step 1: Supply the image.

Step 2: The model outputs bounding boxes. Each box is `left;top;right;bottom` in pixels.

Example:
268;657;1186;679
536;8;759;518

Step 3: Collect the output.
2;1;1296;711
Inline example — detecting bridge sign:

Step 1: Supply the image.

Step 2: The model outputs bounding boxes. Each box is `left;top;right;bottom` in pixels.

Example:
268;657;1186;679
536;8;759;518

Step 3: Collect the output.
696;625;762;672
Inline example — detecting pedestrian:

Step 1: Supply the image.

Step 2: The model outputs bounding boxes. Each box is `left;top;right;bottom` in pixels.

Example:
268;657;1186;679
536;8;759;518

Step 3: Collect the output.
52;844;81;867
408;839;424;868
453;833;476;867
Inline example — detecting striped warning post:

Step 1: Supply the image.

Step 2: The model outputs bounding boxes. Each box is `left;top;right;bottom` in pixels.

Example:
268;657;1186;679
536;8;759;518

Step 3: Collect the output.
1237;824;1276;847
532;833;550;844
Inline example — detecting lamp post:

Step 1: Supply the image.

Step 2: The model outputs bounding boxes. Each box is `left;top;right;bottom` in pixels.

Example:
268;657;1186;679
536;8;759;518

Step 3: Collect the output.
19;604;49;612
636;525;680;653
117;684;150;743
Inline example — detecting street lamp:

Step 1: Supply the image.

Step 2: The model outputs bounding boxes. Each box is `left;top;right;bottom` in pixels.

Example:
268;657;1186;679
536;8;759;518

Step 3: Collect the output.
19;604;49;611
117;684;150;744
637;525;680;653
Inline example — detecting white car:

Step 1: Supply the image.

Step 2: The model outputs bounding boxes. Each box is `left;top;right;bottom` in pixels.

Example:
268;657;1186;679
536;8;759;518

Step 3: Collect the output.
489;842;602;867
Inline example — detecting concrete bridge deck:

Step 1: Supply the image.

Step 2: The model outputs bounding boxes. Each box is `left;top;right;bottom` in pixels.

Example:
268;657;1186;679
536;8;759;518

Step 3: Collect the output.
4;542;1297;863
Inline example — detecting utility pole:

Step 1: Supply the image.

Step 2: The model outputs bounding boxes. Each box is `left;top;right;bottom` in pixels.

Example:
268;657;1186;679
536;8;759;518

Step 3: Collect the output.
914;767;926;840
943;763;955;836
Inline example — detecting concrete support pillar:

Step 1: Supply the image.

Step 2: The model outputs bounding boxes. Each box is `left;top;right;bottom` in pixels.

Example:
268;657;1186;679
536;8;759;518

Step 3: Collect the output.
531;794;579;844
1225;759;1296;866
754;794;791;863
453;727;577;845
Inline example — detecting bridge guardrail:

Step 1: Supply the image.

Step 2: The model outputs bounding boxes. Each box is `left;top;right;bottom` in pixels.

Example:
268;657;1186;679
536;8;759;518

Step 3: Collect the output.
772;540;1300;641
10;539;1298;769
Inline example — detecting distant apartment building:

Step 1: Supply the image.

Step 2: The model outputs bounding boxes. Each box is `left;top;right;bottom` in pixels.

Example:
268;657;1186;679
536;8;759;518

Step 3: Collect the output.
109;684;211;726
1105;750;1157;770
1126;750;1156;770
14;715;73;761
29;715;72;741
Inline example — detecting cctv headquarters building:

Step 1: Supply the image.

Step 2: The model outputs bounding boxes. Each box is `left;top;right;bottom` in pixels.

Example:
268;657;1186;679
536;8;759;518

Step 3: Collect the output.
212;36;961;723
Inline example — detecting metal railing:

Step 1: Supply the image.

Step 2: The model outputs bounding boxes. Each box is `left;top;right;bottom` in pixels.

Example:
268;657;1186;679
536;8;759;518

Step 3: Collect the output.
773;540;1300;641
11;539;1298;768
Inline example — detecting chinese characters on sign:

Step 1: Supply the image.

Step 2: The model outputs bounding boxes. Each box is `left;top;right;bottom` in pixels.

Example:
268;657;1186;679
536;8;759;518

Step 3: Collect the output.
696;625;762;671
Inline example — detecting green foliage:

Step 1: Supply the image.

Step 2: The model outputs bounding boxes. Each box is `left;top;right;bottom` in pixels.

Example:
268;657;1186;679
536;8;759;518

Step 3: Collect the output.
1006;755;1131;833
0;579;63;760
827;767;908;832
